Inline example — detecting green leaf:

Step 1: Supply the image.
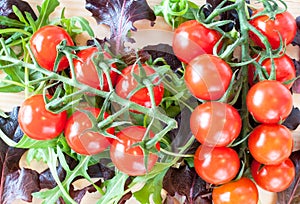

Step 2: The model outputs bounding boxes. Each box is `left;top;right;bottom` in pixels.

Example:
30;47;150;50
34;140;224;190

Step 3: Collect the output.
26;148;50;164
15;135;58;149
70;16;95;37
0;110;8;118
36;0;60;29
97;172;129;204
133;171;166;204
12;6;29;26
0;16;25;28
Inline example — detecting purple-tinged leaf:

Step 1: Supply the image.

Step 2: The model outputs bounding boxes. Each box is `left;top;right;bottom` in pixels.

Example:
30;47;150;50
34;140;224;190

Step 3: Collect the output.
2;168;40;204
163;165;212;203
277;151;300;204
282;107;300;130
292;59;300;94
69;179;101;203
85;0;156;54
0;107;41;203
292;16;300;47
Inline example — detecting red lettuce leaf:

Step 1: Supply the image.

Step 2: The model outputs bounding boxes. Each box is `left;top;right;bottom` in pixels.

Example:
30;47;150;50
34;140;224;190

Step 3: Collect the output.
0;107;41;203
163;165;212;203
85;0;156;54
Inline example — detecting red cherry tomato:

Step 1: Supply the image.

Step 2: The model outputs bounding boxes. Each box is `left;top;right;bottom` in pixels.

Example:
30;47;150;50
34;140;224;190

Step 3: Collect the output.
72;47;118;92
184;54;232;101
246;80;293;124
194;145;240;185
249;10;296;49
173;20;222;63
64;108;114;155
18;94;67;140
212;177;259;204
30;25;74;71
110;126;160;176
251;159;295;192
248;54;296;89
190;102;242;147
248;124;293;165
115;64;164;108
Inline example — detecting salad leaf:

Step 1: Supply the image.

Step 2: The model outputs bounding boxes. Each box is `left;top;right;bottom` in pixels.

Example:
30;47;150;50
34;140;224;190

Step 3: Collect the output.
0;107;41;203
163;165;212;203
85;0;156;54
282;107;300;130
0;0;37;28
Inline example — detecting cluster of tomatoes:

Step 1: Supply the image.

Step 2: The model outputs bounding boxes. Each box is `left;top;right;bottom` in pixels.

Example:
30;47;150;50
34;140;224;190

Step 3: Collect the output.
18;25;165;176
172;5;297;204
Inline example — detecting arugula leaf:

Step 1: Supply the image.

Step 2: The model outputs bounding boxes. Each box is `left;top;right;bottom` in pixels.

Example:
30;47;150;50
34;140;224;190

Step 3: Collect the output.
85;0;156;54
97;171;129;204
35;0;60;30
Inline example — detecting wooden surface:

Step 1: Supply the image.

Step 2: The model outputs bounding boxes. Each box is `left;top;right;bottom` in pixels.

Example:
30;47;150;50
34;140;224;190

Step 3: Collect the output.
1;1;300;203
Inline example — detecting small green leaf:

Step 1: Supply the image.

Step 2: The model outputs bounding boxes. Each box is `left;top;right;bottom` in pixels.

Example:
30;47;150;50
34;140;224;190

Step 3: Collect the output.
12;6;29;26
36;0;60;29
70;16;95;37
0;16;25;28
97;172;129;204
15;135;58;149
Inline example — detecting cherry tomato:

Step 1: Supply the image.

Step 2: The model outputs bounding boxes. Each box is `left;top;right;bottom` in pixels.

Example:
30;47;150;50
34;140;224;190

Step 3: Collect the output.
194;145;240;185
30;25;74;72
72;47;118;92
248;124;293;165
212;177;259;204
250;54;296;89
110;126;160;176
64;108;114;155
249;10;296;49
173;20;222;63
246;80;293;124
115;64;164;108
18;94;67;140
248;54;296;89
190;102;242;147
184;54;232;101
251;159;295;192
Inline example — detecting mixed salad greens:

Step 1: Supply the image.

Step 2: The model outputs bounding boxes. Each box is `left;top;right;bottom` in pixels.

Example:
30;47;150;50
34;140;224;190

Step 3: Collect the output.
0;0;300;203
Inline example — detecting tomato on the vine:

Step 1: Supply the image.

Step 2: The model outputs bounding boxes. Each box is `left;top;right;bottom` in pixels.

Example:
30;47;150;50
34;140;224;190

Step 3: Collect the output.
184;54;232;101
251;159;295;192
172;20;222;63
249;10;297;49
115;64;164;108
190;101;242;147
18;94;67;140
72;47;118;92
194;145;240;185
248;54;296;89
248;124;293;165
64;108;114;155
212;177;259;204
30;25;74;72
246;80;293;124
110;126;160;176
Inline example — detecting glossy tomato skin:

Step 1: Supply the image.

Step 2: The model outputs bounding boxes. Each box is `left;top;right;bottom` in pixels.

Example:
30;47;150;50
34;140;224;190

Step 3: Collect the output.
30;25;74;71
173;20;222;63
64;108;114;155
251;159;295;192
18;94;67;140
262;54;296;89
248;124;293;165
73;47;118;92
185;54;232;101
246;80;293;124
110;126;160;176
249;10;296;49
212;177;259;204
190;102;242;147
194;146;240;185
115;64;164;108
